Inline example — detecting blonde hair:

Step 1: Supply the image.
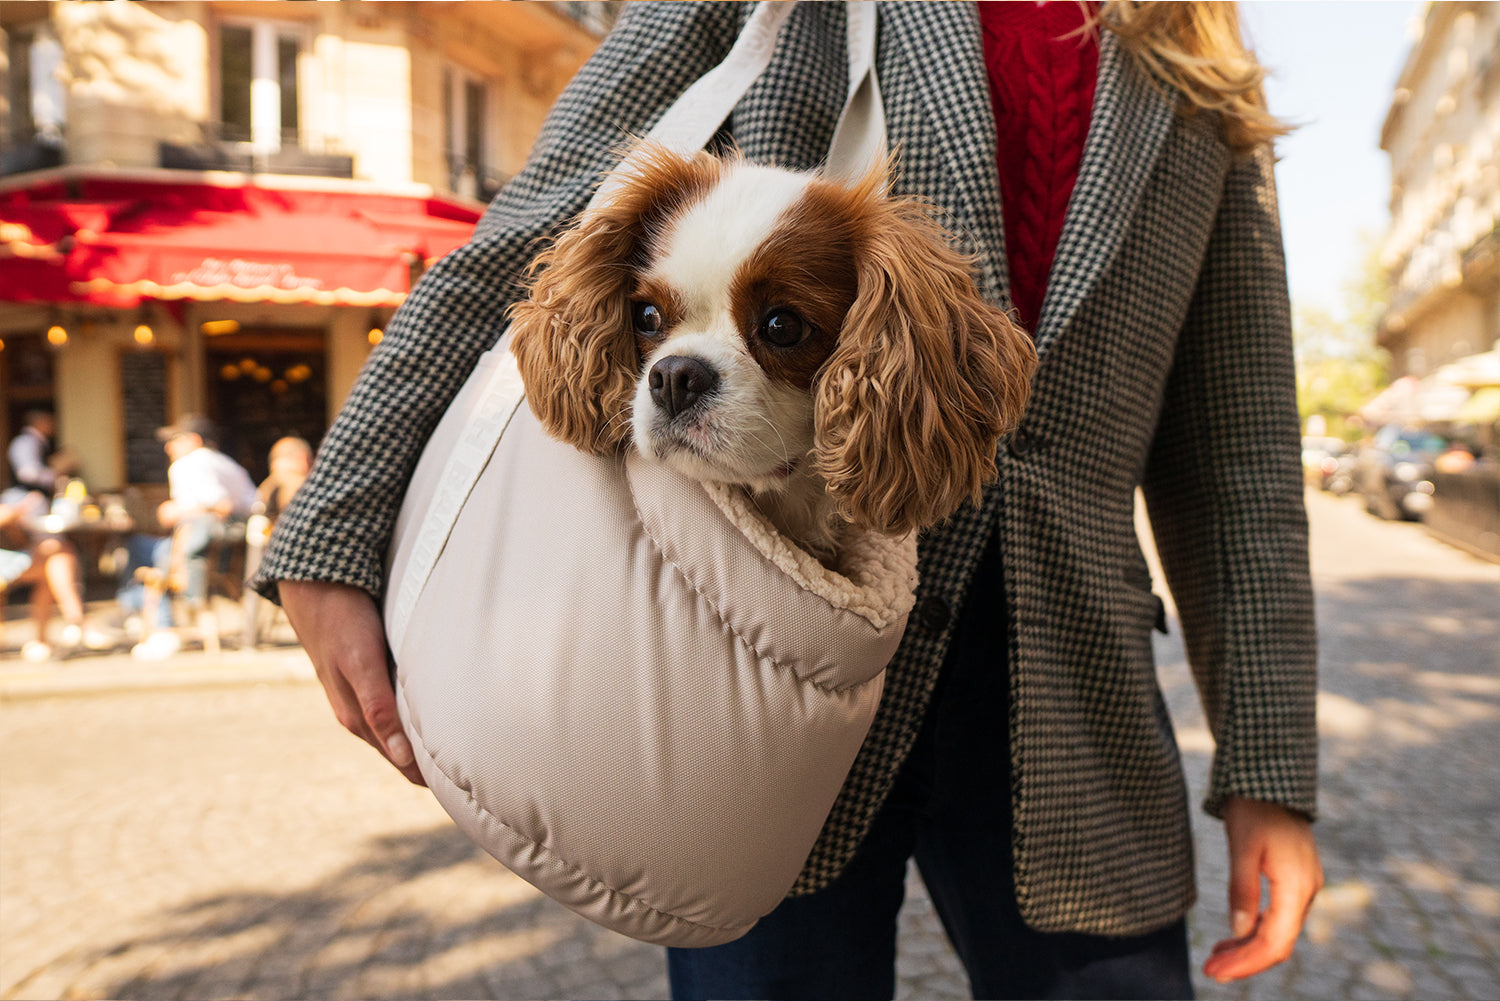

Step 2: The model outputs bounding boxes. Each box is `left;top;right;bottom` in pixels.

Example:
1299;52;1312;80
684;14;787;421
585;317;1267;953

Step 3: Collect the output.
1092;1;1291;152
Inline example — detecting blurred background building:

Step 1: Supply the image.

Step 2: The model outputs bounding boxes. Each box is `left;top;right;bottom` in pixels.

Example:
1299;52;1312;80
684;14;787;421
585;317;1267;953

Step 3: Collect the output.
1369;0;1500;559
1373;0;1500;431
0;0;618;490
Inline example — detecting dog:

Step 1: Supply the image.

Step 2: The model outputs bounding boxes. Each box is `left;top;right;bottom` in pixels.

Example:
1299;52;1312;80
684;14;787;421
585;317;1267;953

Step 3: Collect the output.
509;144;1036;563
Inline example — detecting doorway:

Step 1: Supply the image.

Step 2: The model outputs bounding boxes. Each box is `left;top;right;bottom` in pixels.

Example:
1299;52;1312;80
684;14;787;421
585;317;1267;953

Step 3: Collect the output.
204;328;327;484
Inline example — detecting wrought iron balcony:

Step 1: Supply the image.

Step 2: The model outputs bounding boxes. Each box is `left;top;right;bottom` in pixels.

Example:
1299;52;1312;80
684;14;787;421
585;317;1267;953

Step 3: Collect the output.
158;123;354;179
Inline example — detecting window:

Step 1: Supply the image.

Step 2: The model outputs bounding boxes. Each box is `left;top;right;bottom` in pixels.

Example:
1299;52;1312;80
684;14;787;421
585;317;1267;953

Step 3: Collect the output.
5;24;64;147
444;68;493;200
219;22;301;151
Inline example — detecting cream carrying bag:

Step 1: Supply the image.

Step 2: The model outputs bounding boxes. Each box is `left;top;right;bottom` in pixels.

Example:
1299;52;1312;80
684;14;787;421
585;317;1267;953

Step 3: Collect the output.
384;2;913;948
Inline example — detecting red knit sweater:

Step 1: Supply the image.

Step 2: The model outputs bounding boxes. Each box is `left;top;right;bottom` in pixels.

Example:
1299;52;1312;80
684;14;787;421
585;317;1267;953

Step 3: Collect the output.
979;2;1099;334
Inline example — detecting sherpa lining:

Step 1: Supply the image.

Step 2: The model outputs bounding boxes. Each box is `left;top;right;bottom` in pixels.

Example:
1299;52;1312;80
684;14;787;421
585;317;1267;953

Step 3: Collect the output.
702;482;919;631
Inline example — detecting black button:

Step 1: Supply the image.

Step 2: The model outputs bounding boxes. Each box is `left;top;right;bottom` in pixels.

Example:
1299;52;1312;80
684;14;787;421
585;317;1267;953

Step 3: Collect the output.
1007;428;1036;458
917;595;951;632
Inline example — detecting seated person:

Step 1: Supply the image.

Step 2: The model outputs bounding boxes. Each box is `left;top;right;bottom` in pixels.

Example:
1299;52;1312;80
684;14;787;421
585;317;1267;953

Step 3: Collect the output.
132;416;258;660
1;493;112;660
256;436;314;523
7;409;78;497
243;437;315;649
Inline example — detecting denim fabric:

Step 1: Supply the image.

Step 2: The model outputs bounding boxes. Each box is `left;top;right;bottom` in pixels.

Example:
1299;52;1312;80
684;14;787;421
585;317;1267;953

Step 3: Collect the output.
667;534;1194;1001
116;533;174;628
169;515;222;606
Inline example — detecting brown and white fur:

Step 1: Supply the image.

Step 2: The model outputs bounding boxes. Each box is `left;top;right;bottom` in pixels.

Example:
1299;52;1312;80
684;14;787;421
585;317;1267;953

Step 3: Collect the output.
509;144;1036;562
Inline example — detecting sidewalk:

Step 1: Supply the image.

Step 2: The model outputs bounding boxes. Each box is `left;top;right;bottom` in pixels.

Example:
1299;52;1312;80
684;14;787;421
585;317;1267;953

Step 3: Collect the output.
0;600;316;701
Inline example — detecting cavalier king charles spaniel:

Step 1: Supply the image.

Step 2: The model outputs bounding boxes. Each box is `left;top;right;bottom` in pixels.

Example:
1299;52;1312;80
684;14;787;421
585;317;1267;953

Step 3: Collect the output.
509;144;1036;563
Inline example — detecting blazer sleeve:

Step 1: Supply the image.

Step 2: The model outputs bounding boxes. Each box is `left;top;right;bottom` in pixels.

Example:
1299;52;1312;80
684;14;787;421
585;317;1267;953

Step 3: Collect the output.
1141;143;1319;821
251;2;745;602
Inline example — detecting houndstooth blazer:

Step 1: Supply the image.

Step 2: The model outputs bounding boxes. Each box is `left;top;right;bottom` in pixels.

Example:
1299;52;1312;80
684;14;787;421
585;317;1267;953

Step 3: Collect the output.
255;1;1317;937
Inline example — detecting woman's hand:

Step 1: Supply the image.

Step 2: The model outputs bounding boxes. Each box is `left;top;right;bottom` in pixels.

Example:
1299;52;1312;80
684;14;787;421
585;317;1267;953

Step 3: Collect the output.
1203;797;1323;983
279;579;426;786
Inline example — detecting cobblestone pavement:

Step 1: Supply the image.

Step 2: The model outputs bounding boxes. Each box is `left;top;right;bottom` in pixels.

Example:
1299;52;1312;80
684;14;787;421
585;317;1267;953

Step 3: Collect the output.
2;488;1496;1000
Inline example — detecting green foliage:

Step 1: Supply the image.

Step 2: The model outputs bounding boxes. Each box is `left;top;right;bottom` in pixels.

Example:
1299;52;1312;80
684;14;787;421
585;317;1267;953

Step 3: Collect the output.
1297;351;1389;440
1294;233;1392;440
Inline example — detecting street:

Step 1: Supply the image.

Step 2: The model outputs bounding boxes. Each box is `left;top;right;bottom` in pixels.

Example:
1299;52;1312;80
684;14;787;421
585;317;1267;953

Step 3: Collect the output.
2;488;1497;1000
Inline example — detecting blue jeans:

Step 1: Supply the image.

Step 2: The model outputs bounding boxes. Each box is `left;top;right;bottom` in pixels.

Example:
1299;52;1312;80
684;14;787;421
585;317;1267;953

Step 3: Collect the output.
667;535;1194;1001
163;514;223;606
117;533;174;628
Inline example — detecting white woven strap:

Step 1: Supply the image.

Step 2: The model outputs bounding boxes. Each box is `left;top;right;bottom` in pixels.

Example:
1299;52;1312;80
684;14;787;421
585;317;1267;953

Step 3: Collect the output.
387;343;527;649
825;1;887;184
592;0;800;207
595;0;886;206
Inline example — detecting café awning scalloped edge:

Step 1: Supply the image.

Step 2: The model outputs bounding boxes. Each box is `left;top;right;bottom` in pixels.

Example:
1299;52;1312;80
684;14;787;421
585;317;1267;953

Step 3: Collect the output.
68;277;408;308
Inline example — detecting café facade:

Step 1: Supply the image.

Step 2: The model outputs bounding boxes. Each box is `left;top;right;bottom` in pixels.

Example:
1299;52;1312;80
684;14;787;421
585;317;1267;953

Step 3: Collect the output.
1;0;611;491
1;166;480;489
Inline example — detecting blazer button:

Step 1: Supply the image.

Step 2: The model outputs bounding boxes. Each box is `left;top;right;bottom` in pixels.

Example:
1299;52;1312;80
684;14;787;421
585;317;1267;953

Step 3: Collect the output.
1007;428;1037;458
917;594;951;632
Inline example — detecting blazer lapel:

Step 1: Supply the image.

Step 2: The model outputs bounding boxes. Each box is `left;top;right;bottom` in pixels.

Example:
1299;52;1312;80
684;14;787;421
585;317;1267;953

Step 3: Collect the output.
879;1;1010;305
1034;30;1175;357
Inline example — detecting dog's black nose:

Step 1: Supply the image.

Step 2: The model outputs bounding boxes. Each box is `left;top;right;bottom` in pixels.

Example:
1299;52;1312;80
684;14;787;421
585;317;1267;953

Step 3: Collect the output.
649;355;719;418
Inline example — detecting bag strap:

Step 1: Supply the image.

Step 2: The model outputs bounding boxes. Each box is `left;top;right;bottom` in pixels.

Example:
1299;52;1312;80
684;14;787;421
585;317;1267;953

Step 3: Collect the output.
825;1;887;184
594;0;886;206
388;344;528;649
592;0;801;207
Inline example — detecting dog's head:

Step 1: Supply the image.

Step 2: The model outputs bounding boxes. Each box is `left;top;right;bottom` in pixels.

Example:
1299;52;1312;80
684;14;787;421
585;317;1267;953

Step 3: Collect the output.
509;144;1035;536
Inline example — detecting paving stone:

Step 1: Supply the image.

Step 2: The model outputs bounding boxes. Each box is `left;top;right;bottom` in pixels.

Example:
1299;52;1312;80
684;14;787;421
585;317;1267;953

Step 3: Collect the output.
1284;965;1358;1000
1445;955;1500;1000
1360;957;1416;997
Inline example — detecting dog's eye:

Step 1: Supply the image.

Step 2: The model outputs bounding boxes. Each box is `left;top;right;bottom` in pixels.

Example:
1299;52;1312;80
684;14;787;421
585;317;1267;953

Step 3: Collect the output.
632;301;664;338
761;309;808;348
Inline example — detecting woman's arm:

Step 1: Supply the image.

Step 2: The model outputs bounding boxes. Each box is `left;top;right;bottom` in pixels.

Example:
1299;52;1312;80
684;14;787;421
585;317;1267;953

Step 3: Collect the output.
1141;143;1322;980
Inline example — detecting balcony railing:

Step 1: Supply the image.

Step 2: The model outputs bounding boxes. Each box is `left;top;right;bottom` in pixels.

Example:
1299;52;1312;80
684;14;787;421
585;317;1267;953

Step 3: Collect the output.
159;123;354;179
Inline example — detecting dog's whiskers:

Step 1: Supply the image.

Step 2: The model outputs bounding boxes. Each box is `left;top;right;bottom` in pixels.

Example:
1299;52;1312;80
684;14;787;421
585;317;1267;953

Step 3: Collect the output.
748;414;793;465
595;406;633;450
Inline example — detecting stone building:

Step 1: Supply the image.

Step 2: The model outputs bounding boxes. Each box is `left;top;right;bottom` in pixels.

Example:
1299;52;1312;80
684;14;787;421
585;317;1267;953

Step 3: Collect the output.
0;0;615;490
1375;1;1500;431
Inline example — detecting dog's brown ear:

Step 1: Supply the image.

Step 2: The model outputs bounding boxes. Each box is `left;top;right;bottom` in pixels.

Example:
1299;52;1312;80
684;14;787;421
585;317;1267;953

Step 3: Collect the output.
508;207;640;455
509;142;726;455
814;192;1036;535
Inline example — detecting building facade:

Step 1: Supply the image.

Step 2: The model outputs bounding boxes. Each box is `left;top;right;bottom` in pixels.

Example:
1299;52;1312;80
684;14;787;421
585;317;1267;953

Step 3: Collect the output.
1;0;614;491
1378;2;1500;400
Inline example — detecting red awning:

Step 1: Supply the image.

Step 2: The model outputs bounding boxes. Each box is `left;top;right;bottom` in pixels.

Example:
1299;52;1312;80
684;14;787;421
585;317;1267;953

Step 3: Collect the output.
0;174;481;308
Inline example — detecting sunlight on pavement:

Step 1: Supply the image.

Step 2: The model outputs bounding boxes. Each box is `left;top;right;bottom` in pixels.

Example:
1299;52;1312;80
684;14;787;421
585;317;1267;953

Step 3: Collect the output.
1316;691;1375;738
1304;882;1375;945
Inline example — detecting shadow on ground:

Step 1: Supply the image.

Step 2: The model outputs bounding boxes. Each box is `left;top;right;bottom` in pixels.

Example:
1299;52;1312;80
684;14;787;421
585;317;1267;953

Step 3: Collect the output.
19;823;663;1001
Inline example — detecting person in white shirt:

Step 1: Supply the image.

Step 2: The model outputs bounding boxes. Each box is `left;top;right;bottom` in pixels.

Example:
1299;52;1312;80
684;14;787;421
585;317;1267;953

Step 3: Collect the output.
159;424;258;525
131;415;257;660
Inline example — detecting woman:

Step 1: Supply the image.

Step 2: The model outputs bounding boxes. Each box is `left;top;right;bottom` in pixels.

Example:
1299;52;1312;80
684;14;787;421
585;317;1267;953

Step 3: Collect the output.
254;3;1321;997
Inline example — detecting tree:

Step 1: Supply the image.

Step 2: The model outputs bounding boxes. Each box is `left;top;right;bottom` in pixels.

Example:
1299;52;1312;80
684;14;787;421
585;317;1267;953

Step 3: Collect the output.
1294;233;1391;440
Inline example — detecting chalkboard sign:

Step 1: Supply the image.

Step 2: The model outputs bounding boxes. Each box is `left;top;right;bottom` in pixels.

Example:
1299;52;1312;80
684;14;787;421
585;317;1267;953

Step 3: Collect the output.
122;351;169;484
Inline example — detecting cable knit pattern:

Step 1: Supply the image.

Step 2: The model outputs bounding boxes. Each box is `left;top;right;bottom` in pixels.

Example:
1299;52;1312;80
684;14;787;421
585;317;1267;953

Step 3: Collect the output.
980;2;1098;334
